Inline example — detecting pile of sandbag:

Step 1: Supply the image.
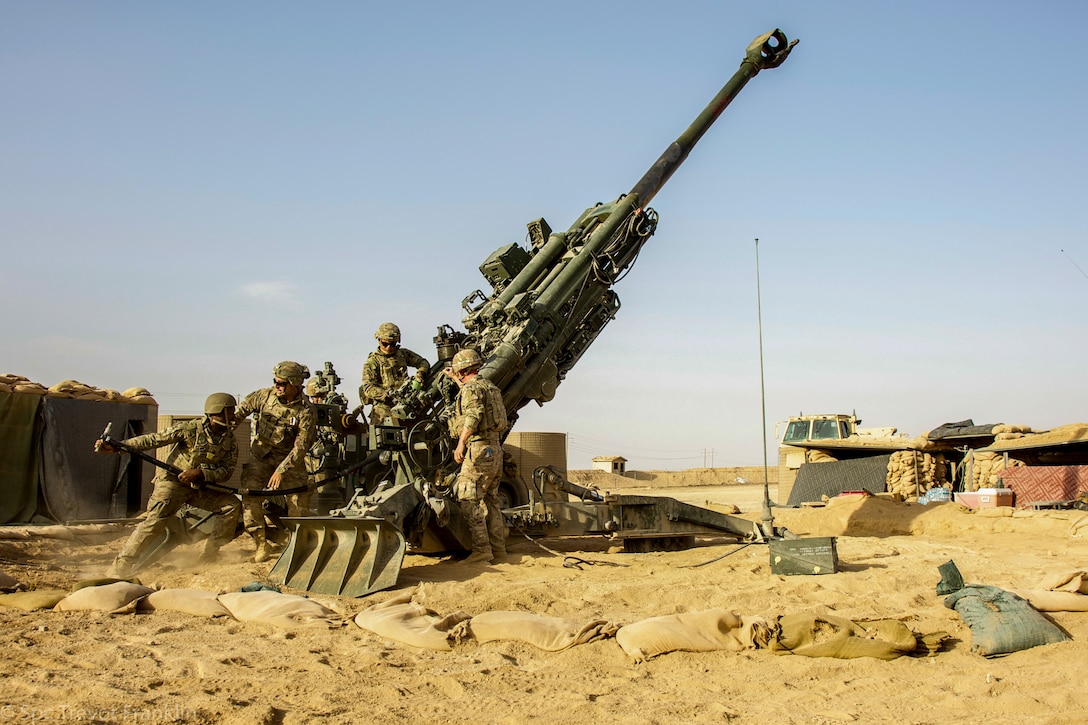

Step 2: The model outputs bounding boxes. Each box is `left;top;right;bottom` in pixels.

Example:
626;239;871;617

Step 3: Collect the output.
885;450;949;498
806;449;838;464
960;450;1024;492
991;423;1037;441
0;373;156;405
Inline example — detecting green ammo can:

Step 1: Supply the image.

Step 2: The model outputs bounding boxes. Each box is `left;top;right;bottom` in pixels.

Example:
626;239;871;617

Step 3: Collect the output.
768;537;839;576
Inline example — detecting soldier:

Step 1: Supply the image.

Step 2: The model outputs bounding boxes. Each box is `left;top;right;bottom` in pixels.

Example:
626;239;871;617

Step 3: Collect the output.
360;322;430;425
303;374;348;511
96;392;241;578
444;348;509;564
235;361;317;562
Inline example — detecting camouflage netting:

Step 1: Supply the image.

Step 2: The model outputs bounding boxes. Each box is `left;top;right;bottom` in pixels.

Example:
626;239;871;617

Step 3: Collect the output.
960;450;1025;492
0;374;156;405
886;450;949;499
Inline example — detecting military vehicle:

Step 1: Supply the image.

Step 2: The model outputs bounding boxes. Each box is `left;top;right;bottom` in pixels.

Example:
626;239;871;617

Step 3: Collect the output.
775;412;913;504
270;29;800;597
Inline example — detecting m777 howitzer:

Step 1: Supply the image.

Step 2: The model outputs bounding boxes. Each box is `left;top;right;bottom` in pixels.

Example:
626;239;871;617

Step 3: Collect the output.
270;29;799;598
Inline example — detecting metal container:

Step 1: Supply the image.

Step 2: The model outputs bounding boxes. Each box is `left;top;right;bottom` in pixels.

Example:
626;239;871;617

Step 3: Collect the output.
769;537;838;575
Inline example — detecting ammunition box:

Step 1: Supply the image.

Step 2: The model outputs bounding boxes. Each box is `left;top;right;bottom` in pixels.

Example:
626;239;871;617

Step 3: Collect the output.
769;537;838;576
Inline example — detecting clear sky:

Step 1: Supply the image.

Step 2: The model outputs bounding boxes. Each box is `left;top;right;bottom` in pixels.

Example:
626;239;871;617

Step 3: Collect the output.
3;1;1086;471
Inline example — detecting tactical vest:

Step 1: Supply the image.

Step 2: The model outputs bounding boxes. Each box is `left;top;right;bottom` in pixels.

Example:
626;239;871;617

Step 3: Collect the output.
470;376;507;436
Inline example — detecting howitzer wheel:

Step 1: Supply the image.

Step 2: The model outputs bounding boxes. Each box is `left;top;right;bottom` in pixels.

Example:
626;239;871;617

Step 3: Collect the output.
268;517;407;598
407;419;452;472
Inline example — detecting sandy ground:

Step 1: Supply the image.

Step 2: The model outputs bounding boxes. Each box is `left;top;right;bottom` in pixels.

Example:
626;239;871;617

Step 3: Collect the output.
1;487;1086;725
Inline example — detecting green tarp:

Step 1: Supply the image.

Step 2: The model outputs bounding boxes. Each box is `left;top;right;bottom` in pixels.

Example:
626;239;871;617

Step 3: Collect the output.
0;391;42;524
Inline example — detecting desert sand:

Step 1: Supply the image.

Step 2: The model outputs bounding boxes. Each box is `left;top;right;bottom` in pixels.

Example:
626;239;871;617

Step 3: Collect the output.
1;487;1086;725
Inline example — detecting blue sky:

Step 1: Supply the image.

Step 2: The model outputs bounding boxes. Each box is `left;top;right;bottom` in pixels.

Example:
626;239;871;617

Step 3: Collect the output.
3;1;1086;470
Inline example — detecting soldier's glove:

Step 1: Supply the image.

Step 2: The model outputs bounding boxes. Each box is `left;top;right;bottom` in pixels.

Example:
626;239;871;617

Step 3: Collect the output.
179;468;205;489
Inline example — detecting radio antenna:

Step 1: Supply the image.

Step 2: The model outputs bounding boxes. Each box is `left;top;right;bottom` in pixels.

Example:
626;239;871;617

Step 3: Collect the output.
1061;249;1088;282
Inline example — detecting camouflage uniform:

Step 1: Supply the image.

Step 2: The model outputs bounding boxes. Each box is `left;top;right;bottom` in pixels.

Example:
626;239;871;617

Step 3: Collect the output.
109;418;240;576
360;346;430;425
235;387;317;545
449;373;508;559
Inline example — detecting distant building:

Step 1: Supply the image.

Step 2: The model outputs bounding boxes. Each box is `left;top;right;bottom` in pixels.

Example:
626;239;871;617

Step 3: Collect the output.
591;455;627;474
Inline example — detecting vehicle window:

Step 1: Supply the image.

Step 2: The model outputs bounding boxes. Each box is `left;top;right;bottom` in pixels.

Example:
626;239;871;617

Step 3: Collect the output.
811;420;840;440
782;421;810;443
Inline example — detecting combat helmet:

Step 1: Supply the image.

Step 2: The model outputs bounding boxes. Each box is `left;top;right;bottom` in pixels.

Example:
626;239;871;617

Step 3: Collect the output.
451;348;483;373
273;361;310;386
375;322;401;343
204;392;237;415
305;377;332;397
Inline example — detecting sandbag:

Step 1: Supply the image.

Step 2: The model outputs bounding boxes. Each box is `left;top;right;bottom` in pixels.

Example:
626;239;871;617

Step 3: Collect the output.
1036;569;1088;594
1009;589;1088;612
459;611;619;651
54;581;154;613
353;590;471;651
218;591;343;629
944;585;1070;656
138;589;234;618
772;612;917;660
615;608;773;662
0;526;77;540
0;590;68;611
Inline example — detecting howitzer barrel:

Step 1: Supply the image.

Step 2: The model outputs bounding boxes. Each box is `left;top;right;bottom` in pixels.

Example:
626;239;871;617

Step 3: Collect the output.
487;31;796;414
628;29;797;208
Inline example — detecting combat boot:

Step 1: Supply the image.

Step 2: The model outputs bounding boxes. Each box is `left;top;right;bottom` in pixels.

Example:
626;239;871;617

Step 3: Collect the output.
197;540;221;565
106;557;137;580
253;531;271;563
464;549;493;564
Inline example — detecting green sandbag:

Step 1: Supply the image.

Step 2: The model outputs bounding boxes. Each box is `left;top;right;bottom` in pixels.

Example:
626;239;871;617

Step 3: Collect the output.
0;590;68;611
944;584;1070;657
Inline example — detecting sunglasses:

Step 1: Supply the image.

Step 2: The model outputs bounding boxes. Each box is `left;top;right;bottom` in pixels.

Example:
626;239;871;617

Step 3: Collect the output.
379;340;397;347
273;379;290;388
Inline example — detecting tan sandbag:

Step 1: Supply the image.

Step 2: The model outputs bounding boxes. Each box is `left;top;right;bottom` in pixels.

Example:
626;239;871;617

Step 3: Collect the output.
772;612;917;660
0;590;69;611
615;609;773;662
460;611;619;651
218;591;343;629
13;384;47;396
1035;569;1088;594
48;379;93;394
1069;515;1088;538
73;577;143;591
138;589;233;618
122;387;152;398
0;382;11;394
130;395;158;405
54;581;155;614
0;525;76;540
353;590;471;650
1009;589;1088;612
0;570;23;591
0;373;30;385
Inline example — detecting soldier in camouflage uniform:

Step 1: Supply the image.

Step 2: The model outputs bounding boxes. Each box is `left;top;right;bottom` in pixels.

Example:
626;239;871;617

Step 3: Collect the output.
360;322;430;425
96;392;241;578
303;376;347;511
235;361;317;562
445;348;509;564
